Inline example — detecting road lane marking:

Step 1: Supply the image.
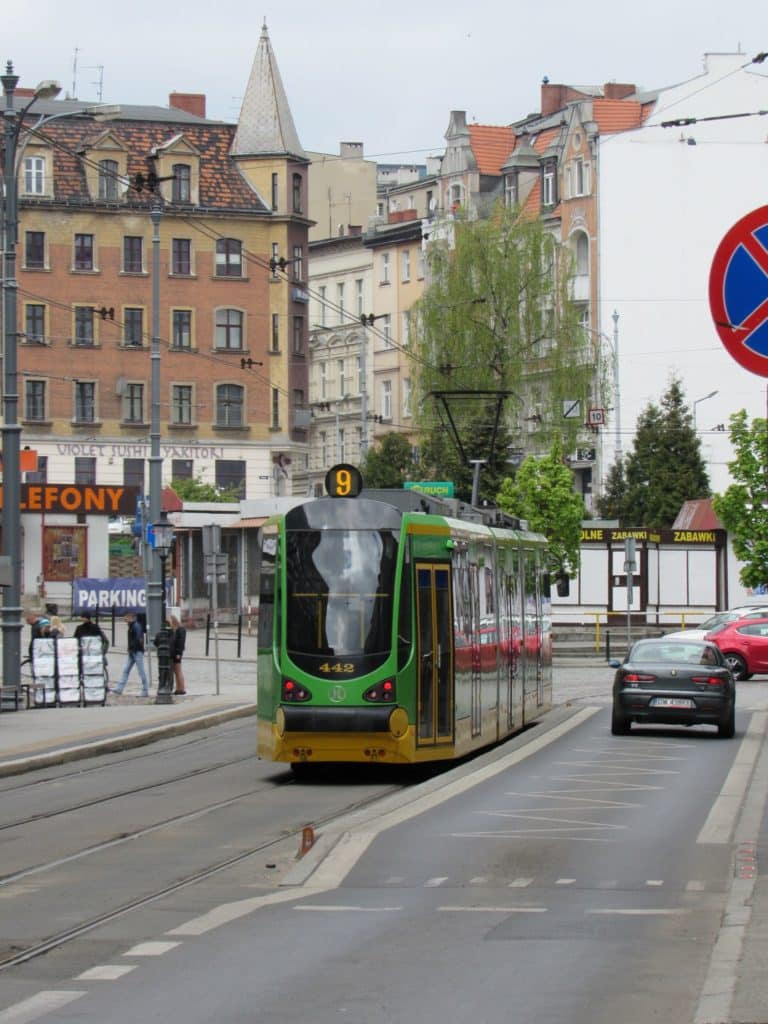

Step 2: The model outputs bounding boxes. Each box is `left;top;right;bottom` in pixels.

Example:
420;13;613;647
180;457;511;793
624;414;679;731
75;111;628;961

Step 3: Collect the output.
469;876;488;884
502;791;643;808
508;878;534;887
697;711;767;844
646;880;664;887
556;878;576;885
438;905;547;913
295;905;400;912
686;880;706;891
167;885;334;936
123;940;180;956
425;877;448;886
75;965;136;980
0;992;86;1023
586;908;689;916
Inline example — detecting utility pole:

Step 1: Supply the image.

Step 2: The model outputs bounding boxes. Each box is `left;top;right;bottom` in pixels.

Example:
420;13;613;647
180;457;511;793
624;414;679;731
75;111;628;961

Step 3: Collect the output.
612;309;621;462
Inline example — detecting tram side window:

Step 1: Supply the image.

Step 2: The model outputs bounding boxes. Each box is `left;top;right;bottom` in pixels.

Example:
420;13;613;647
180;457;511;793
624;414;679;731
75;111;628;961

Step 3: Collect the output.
258;532;278;649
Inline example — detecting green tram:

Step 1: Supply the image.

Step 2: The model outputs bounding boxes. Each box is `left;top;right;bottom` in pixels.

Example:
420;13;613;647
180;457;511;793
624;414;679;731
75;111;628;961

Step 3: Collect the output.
256;466;553;769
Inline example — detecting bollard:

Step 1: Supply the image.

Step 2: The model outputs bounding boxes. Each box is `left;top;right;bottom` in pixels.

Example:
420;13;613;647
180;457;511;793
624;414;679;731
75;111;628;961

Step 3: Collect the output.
299;825;315;858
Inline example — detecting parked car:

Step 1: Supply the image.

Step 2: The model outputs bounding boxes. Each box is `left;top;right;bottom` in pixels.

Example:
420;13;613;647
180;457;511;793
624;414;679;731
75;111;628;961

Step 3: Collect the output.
665;605;768;641
704;617;768;680
610;638;735;738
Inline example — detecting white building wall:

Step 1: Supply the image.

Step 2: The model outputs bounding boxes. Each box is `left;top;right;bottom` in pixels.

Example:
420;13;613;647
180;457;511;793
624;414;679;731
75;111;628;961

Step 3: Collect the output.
598;53;768;493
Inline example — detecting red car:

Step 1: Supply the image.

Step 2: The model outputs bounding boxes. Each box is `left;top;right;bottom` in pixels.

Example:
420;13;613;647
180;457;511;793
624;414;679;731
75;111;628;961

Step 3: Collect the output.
705;617;768;680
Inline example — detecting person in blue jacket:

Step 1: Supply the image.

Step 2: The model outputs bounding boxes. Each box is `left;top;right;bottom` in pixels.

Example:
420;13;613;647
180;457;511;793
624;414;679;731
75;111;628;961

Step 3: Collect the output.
113;612;149;697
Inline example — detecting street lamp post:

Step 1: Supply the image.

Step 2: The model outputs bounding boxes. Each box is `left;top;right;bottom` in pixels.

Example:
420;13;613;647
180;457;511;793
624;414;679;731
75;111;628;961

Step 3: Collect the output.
1;64;61;697
693;390;718;429
151;517;174;704
147;199;163;654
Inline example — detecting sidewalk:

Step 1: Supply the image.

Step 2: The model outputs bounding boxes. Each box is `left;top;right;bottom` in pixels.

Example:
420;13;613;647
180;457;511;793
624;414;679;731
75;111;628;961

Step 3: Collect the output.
0;624;258;777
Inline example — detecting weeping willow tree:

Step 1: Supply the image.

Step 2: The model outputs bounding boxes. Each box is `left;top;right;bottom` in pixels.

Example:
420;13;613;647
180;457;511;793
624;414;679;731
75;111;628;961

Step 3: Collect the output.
412;205;604;502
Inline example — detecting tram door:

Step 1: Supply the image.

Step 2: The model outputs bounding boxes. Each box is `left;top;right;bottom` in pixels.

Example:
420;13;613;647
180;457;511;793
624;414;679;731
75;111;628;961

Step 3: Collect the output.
415;563;454;746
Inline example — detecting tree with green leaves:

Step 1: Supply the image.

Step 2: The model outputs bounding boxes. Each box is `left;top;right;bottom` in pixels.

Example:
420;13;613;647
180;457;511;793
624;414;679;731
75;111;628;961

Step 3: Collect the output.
496;440;586;577
360;433;418;488
170;477;242;503
411;204;605;503
712;410;768;589
597;376;710;528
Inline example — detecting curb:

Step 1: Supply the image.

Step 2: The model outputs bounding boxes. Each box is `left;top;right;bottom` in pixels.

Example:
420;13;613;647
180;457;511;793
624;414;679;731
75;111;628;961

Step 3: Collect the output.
0;704;257;778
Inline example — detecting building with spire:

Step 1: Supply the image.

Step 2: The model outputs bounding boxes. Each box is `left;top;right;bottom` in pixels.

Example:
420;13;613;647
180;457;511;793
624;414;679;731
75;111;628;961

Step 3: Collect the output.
3;24;310;609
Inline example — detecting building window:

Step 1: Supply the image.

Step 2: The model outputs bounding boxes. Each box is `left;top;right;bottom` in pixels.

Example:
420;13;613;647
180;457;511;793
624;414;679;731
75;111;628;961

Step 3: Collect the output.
417;247;425;280
504;173;518;207
381;380;392;420
98;159;119;200
172;309;192;349
320;431;328;466
381;252;391;284
271;387;280;430
25;380;46;421
171;238;191;275
401;249;410;281
574;157;588;197
292;245;303;281
216;383;244;427
124;383;144;423
320;361;327;399
124;308;144;347
337;358;345;397
215;309;243;350
271;173;279;211
402;377;411;418
172;385;193;425
25;304;45;344
542;162;557;206
337;282;345;323
74;307;94;346
271;313;280;352
292;172;302;214
215;238;242;277
172;163;191;203
171;458;193;480
355;279;364;317
74;456;96;484
292;315;303;355
575;232;589;276
74;233;95;271
382;314;392;348
26;454;48;484
215;459;246;499
25;231;45;269
123;236;143;273
271;242;280;278
74;381;96;423
24;155;45;194
402;310;412;347
318;286;327;326
123;458;144;491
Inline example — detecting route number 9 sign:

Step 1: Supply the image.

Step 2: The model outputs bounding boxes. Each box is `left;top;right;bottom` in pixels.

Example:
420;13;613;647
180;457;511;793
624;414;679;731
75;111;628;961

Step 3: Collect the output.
709;205;768;377
325;463;363;498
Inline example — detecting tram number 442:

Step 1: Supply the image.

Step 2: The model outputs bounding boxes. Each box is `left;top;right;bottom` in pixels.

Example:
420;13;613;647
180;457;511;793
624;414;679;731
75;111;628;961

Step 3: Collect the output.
319;662;354;674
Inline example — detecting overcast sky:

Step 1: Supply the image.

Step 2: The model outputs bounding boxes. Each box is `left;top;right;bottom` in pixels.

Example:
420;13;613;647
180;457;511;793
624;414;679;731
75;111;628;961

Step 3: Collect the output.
5;0;766;161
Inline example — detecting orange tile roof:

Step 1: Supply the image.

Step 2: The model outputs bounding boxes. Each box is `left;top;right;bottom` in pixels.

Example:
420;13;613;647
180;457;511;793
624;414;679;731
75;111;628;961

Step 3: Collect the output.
592;98;647;134
531;127;560;154
672;499;723;531
468;124;515;175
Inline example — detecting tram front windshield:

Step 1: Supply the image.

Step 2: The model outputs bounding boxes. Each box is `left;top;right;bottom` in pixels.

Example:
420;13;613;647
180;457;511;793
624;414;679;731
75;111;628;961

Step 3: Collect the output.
285;527;398;676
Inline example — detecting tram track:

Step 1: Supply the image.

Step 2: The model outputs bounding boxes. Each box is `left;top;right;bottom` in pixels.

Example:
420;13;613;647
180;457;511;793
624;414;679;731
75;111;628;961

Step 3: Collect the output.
0;781;404;973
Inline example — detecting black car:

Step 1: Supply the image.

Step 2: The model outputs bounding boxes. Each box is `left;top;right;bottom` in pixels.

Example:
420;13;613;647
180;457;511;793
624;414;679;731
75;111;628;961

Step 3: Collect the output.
610;638;735;738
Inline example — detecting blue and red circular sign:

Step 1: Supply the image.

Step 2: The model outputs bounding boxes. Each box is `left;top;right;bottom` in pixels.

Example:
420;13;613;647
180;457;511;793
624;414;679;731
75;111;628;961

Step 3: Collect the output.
709;205;768;377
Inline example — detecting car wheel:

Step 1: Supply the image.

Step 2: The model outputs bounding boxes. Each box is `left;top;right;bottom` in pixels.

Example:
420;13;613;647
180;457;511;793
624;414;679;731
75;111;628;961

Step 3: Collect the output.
611;705;631;735
725;654;748;680
718;706;736;739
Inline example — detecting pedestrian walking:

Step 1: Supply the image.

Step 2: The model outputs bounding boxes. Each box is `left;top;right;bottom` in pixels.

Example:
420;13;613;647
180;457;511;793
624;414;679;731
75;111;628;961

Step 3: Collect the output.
169;614;187;694
113;612;149;697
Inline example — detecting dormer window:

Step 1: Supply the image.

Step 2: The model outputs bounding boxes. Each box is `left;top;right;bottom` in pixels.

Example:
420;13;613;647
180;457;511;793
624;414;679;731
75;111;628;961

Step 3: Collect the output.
504;173;518;208
24;156;45;195
542;161;557;207
99;159;119;200
172;163;192;203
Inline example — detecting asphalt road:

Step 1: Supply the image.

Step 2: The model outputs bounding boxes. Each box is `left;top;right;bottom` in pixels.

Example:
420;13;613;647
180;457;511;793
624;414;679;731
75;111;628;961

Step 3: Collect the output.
0;662;766;1023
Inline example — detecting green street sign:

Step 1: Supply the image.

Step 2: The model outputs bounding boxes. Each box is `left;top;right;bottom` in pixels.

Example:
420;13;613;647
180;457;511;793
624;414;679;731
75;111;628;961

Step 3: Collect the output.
404;481;454;497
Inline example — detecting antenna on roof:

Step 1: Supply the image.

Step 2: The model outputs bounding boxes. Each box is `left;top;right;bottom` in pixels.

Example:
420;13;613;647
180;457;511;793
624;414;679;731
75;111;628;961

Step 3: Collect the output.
72;45;79;100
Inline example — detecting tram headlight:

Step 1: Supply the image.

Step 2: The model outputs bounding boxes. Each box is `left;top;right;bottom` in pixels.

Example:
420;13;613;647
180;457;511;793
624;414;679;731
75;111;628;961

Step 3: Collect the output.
281;679;313;702
363;679;395;703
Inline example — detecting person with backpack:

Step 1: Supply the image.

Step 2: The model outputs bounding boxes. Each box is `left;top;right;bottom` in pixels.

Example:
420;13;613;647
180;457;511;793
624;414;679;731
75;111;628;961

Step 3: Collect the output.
74;613;109;654
113;612;149;697
24;609;51;661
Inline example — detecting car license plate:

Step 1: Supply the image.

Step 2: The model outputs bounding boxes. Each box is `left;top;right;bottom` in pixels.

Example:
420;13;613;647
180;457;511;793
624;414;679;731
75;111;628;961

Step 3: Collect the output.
650;697;694;709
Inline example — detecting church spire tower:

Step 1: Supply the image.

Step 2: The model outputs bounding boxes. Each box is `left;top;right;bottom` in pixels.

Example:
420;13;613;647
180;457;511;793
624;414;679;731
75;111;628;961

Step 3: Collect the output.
232;21;307;159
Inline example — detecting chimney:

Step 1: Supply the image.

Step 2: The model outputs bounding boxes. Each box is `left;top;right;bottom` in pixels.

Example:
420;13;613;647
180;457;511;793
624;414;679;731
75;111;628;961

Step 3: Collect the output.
604;83;636;100
340;141;364;159
169;92;206;118
541;82;570;117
